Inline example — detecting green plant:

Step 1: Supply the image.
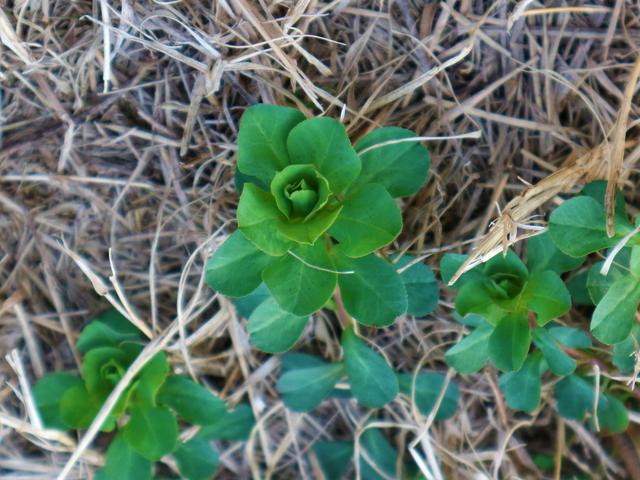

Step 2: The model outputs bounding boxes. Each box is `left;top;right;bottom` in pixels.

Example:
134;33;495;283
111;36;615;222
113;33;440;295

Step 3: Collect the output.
549;181;640;345
33;310;254;480
441;233;580;373
205;103;436;353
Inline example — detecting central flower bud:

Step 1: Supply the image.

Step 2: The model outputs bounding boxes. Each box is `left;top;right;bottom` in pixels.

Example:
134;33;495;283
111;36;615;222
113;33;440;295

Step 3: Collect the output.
270;164;331;220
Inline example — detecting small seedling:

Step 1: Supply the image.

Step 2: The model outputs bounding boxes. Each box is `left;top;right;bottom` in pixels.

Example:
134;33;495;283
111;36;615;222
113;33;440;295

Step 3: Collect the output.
32;310;254;480
441;233;579;372
205;103;436;352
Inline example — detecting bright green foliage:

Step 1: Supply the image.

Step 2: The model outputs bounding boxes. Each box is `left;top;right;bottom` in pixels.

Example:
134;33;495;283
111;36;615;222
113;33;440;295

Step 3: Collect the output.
312;441;354;480
198;403;255;441
206;103;432;351
397;371;459;420
532;328;576;376
555;375;629;433
342;327;398;408
442;236;573;372
33;309;251;479
548;182;640;345
277;353;346;412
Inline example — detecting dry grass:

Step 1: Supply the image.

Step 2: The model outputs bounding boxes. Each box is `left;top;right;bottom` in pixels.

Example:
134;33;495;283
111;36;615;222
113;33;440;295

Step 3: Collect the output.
1;1;640;479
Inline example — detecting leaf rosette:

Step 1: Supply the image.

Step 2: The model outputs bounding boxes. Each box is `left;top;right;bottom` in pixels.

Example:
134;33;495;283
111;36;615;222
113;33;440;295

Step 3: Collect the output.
206;104;433;348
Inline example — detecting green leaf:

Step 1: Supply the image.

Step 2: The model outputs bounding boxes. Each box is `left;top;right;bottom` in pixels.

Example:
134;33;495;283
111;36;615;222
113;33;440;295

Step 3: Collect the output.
554;375;594;420
103;433;152;480
157;376;226;426
122;406;178;461
548;326;592;349
33;373;83;430
612;328;639;373
133;352;169;406
329;184;402;258
337;254;408;327
277;202;343;245
521;271;571;325
489;313;531;372
591;276;640;344
445;323;493;373
277;354;345;412
359;429;398;480
532;327;576;376
499;354;542;413
439;253;483;288
237;184;293;256
342;327;398;408
526;232;585;274
198;403;255;441
262;243;336;316
173;438;219;480
270;164;331;220
455;278;506;325
82;346;132;397
247;297;309;352
395;255;439;316
586;260;628;303
59;382;103;429
548;196;627;257
596;394;629;433
312;441;354;480
567;270;593;306
76;309;141;353
352;127;430;197
484;249;529;279
397;371;459;420
287;117;361;194
205;230;274;297
236;104;305;183
232;283;271;318
631;245;640;277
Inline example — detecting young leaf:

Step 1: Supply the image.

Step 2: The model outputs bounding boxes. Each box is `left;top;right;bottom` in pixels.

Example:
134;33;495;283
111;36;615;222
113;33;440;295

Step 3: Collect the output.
33;373;83;430
526;232;585;274
394;255;439;316
439;253;483;288
591;276;640;344
157;376;226;426
236;104;305;183
489;314;531;372
521;271;571;325
287;117;361;194
312;441;354;480
328;184;402;258
277;202;343;245
262;242;336;316
82;346;132;397
173;438;219;480
445;323;493;373
455;278;506;325
277;354;345;412
59;382;102;429
352;126;430;198
337;254;408;327
133;352;169;406
397;371;459;420
205;230;274;297
532;328;576;376
103;433;152;480
484;249;528;279
499;354;542;413
247;297;308;353
548;196;626;257
76;309;141;353
237;184;293;256
122;406;178;461
198;403;255;441
342;327;398;408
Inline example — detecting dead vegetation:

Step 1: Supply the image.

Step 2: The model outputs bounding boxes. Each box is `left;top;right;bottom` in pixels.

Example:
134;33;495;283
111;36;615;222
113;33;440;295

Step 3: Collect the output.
1;1;640;479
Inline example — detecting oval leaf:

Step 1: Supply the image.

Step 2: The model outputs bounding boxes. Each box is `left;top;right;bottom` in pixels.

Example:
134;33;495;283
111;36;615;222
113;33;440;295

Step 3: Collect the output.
342;327;398;408
173;438;219;480
248;297;309;353
157;376;226;426
591;276;640;344
122;406;178;461
103;434;152;480
489;314;531;372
